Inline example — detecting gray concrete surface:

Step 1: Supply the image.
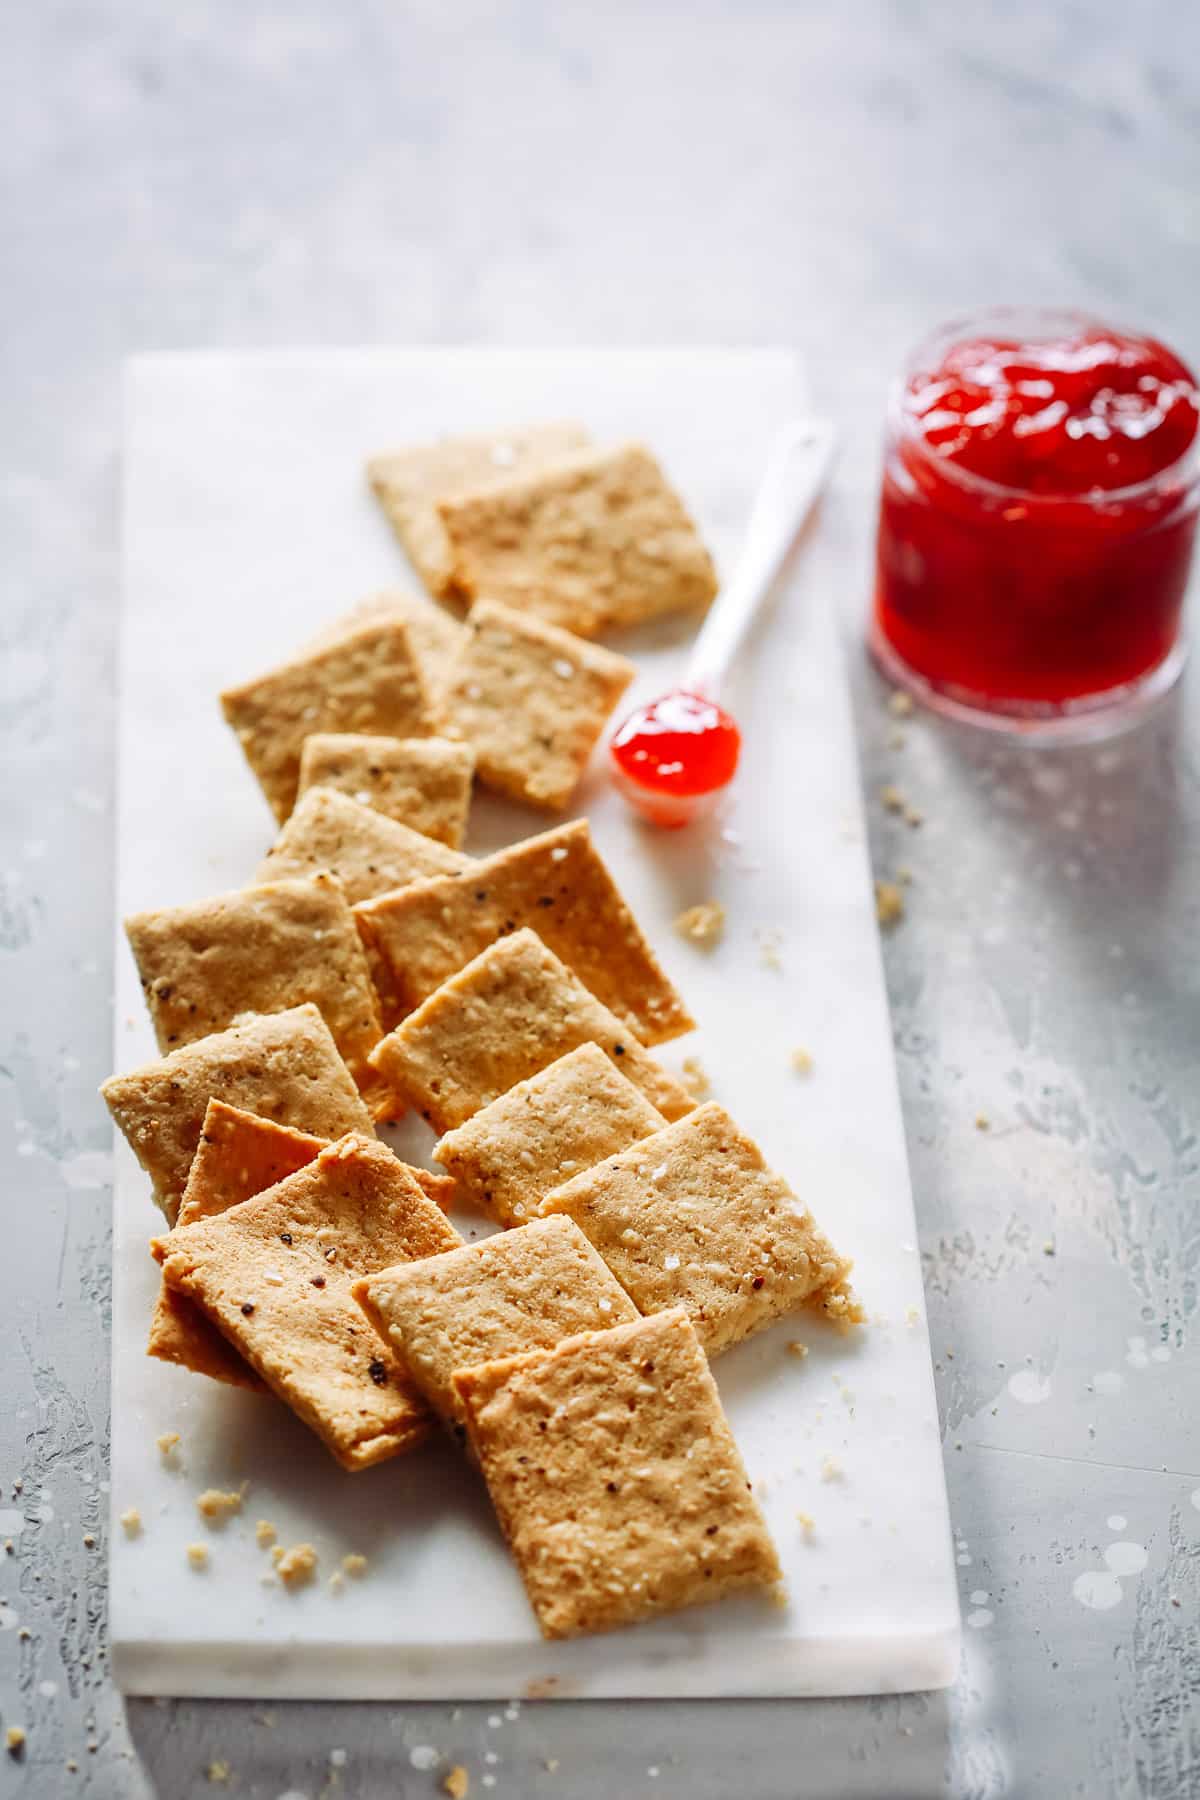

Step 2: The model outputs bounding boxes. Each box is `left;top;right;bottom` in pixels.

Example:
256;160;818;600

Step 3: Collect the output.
3;1;1200;1794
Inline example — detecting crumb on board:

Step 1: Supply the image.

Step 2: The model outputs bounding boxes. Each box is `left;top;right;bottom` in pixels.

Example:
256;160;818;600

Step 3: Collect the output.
874;880;905;929
155;1432;181;1460
820;1454;843;1482
6;1727;25;1757
206;1761;231;1784
904;806;923;829
255;1520;277;1550
789;1047;813;1077
906;1305;920;1327
270;1544;285;1566
342;1553;368;1578
796;1511;816;1535
786;1340;808;1359
1043;1239;1056;1256
83;1533;96;1548
895;865;913;886
276;1543;318;1588
329;1570;344;1594
975;1113;990;1131
754;926;784;971
186;1543;209;1570
119;1507;141;1537
680;1056;711;1100
544;1760;560;1774
888;690;914;718
443;1768;470;1799
197;1485;247;1526
673;900;726;949
888;729;906;750
880;784;905;813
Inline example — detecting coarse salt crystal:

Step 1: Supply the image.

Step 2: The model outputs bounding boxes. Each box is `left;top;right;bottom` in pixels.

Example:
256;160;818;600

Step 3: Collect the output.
664;1254;680;1271
550;847;569;862
552;659;575;679
598;1298;612;1312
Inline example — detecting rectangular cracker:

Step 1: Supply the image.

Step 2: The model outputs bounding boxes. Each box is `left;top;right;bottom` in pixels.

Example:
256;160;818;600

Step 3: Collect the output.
432;1044;666;1227
453;1308;781;1639
437;442;718;638
101;1003;373;1223
152;1136;462;1469
354;1214;639;1434
355;818;692;1045
220;616;436;823
541;1101;859;1353
125;872;383;1091
254;786;468;903
297;733;474;848
368;928;694;1134
367;423;591;598
148;1099;454;1388
306;593;468;700
438;599;634;810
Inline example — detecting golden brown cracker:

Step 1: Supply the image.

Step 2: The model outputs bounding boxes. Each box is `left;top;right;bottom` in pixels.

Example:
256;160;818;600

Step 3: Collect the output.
296;733;474;848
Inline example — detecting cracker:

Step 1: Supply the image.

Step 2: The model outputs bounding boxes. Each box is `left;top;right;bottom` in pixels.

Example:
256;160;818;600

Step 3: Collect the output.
306;593;467;699
437;443;718;637
432;1044;666;1227
153;1136;462;1469
355;817;692;1045
125;873;383;1091
102;1004;373;1223
368;929;694;1134
438;600;634;810
220;617;436;823
453;1308;781;1639
296;734;474;848
255;786;468;902
354;1214;638;1433
541;1102;857;1353
368;424;591;598
147;1100;453;1387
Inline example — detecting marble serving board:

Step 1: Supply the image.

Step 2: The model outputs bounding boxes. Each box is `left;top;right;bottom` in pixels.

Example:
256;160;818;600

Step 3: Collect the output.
109;348;959;1699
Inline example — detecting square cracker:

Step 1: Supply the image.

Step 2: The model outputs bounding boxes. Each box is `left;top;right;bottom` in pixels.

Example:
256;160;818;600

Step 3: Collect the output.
125;872;383;1090
438;599;634;810
148;1100;455;1389
153;1135;462;1470
432;1044;666;1227
541;1101;859;1353
255;786;468;904
453;1308;781;1639
437;443;718;638
306;593;467;700
368;928;694;1134
354;1214;639;1433
297;733;474;848
220;616;436;823
367;423;591;599
355;818;692;1046
101;1003;373;1223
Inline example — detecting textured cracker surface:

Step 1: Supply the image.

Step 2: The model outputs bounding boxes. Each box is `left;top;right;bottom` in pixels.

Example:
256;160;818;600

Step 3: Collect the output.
453;1308;781;1639
296;732;474;847
255;786;468;903
147;1100;326;1389
125;872;383;1086
355;1214;638;1429
438;598;634;809
541;1101;855;1353
368;929;694;1133
305;592;468;700
367;423;590;597
154;1136;462;1469
433;1043;666;1227
101;1004;373;1223
219;616;436;822
437;442;718;636
355;817;692;1045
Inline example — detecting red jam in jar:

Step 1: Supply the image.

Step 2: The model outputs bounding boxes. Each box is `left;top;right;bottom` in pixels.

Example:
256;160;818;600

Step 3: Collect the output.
872;309;1200;729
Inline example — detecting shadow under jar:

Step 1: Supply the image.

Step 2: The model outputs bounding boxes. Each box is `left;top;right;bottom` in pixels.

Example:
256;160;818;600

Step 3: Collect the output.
870;307;1200;739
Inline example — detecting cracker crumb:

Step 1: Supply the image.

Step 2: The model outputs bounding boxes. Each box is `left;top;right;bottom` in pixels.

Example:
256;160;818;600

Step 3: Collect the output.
276;1542;318;1588
673;901;725;949
895;865;913;886
820;1454;843;1482
206;1760;231;1784
888;690;914;718
83;1533;96;1548
755;926;784;971
680;1056;711;1100
270;1544;285;1566
329;1570;345;1594
906;1305;920;1327
255;1520;277;1549
874;881;905;929
789;1047;814;1077
6;1726;25;1757
119;1507;141;1537
186;1542;209;1570
544;1759;560;1774
796;1511;816;1534
155;1432;181;1460
342;1553;368;1578
786;1340;809;1359
904;806;924;829
974;1113;990;1131
880;784;905;813
1043;1239;1056;1256
196;1485;246;1526
444;1768;470;1799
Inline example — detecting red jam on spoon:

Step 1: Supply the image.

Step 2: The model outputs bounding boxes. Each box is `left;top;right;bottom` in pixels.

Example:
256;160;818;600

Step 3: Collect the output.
610;690;742;827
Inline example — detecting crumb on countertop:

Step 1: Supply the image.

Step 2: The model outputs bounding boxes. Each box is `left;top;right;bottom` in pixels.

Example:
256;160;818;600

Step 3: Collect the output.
443;1768;470;1799
342;1553;368;1578
6;1727;25;1757
276;1543;318;1588
789;1047;813;1077
974;1113;990;1131
796;1511;816;1535
880;784;906;813
119;1507;141;1537
680;1056;711;1100
888;690;914;718
196;1485;247;1525
206;1761;231;1784
786;1340;809;1359
255;1519;277;1549
186;1543;209;1571
906;1305;920;1327
155;1431;181;1460
820;1454;843;1482
874;880;905;929
904;806;924;828
673;900;726;949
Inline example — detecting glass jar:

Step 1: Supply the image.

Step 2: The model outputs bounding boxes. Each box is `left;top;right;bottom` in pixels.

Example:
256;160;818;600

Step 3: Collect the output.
870;307;1200;738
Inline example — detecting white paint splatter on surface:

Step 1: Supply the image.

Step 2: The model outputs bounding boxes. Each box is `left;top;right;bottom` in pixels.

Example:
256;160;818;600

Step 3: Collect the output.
1104;1541;1148;1577
1074;1571;1123;1611
409;1745;440;1771
1093;1371;1124;1395
1107;1514;1127;1531
1007;1369;1051;1404
967;1608;994;1628
1126;1336;1149;1370
59;1150;112;1190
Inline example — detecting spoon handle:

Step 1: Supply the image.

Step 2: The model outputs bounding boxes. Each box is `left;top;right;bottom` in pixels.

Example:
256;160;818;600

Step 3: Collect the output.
685;417;837;699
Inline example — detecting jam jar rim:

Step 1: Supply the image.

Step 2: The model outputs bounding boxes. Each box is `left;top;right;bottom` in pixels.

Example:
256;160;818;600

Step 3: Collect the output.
890;304;1200;511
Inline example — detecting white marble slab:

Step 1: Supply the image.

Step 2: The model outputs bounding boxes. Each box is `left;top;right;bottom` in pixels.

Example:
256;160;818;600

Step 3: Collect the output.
110;348;959;1699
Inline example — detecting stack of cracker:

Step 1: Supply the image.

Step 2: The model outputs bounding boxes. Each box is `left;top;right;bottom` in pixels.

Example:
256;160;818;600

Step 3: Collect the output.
103;423;861;1642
